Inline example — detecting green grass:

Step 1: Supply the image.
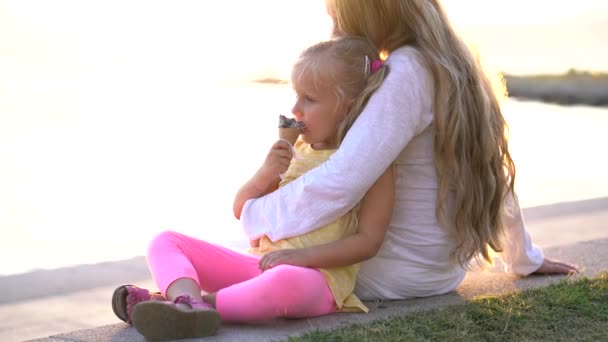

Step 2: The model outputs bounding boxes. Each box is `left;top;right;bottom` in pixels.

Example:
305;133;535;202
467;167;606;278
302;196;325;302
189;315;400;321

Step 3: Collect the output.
287;272;608;342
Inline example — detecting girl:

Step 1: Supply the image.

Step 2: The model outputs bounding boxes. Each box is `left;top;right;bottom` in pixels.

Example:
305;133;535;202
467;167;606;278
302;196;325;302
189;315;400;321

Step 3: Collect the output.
114;36;392;341
240;0;578;301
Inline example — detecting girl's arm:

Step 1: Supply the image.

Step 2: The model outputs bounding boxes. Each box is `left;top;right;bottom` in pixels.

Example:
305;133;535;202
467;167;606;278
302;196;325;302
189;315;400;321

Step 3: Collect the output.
233;140;293;219
258;165;394;270
241;47;433;241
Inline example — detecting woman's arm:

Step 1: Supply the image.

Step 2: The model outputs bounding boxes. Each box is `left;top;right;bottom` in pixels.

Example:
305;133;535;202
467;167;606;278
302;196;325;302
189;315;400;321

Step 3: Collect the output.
241;47;433;241
233;140;293;219
499;192;579;275
498;193;544;275
258;165;394;270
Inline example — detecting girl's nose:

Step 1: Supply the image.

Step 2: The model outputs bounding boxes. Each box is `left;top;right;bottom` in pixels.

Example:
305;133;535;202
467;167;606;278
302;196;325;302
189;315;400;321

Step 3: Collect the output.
291;104;302;121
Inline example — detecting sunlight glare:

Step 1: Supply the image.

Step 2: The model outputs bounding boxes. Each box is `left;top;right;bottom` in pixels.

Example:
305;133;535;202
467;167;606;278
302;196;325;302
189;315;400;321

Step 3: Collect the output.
443;0;608;28
1;0;607;275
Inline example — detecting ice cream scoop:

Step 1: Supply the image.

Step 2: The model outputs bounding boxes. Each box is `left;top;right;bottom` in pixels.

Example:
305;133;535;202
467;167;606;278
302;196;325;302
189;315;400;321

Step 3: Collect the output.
278;114;304;146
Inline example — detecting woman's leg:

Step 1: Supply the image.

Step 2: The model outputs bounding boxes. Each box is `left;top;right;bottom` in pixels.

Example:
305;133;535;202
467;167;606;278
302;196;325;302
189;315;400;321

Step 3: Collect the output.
147;230;262;301
215;264;337;323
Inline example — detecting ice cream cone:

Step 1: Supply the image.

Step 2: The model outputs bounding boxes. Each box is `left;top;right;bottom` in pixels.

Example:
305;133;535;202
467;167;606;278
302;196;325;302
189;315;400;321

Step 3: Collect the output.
277;114;304;146
279;127;300;146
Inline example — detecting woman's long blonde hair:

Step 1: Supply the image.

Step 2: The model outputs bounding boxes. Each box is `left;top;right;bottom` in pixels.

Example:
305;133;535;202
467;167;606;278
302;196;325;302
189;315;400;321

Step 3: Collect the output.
291;36;388;145
329;0;516;267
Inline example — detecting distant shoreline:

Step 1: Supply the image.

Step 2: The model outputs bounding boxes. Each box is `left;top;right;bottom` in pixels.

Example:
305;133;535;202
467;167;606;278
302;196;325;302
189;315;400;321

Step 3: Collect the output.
504;70;608;107
254;70;608;108
252;78;289;85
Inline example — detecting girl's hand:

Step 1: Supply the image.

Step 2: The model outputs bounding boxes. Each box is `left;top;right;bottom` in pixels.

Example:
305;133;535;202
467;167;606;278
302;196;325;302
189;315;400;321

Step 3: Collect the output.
253;140;293;188
533;258;579;275
259;248;309;271
232;140;293;219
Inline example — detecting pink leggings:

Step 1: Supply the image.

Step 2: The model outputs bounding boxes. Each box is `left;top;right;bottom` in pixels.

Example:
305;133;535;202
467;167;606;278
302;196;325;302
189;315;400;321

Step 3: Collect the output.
146;231;336;323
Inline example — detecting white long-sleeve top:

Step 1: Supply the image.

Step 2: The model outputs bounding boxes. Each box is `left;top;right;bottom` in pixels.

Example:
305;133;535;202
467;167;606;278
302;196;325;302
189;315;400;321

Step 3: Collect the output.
241;46;544;300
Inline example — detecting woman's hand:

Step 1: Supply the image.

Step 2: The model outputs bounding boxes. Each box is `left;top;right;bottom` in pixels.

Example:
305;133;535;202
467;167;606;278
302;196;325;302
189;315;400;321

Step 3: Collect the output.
533;257;579;275
259;248;310;271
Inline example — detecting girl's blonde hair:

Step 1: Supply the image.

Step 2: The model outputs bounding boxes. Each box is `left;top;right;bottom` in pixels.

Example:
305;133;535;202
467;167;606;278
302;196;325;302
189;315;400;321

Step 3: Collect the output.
291;36;388;145
329;0;516;267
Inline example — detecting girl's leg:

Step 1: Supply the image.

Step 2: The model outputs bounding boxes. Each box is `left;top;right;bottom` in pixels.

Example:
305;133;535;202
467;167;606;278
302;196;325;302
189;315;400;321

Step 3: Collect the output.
215;264;337;323
147;231;336;323
131;231;264;340
146;230;262;301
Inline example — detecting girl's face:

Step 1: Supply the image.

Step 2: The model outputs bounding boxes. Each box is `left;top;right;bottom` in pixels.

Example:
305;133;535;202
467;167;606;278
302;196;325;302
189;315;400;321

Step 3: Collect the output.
291;75;349;150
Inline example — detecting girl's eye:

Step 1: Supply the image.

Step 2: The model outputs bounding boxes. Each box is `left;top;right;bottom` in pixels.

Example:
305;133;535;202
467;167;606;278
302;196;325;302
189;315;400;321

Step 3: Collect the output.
295;93;315;103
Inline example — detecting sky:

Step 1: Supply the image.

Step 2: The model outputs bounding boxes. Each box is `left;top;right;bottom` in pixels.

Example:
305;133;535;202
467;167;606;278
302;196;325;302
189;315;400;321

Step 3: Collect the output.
443;0;608;26
0;0;607;86
444;0;608;75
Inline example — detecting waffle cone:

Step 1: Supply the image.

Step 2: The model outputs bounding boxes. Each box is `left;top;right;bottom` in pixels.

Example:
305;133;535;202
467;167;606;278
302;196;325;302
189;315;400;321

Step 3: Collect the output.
279;127;300;145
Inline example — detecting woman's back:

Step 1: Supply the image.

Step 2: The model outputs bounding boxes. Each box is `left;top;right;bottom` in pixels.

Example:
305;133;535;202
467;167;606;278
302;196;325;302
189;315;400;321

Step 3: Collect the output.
354;46;466;300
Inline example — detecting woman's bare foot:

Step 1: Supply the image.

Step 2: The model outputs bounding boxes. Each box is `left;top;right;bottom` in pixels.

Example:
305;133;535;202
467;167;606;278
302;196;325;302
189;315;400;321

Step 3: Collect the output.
534;258;579;275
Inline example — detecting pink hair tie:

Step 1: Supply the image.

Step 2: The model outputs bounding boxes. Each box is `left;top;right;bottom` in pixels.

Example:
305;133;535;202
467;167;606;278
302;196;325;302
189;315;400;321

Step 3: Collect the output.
371;59;384;73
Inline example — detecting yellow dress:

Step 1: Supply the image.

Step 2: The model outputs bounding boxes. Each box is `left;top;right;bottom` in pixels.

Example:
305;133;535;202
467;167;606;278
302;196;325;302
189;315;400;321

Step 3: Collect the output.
248;140;368;313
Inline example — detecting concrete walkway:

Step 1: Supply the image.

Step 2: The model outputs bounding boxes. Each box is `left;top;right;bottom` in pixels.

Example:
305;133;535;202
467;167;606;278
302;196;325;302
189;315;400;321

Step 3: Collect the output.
1;198;607;342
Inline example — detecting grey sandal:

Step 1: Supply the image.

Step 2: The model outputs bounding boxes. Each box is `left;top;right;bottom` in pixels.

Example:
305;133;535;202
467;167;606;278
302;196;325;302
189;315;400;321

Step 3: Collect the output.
132;295;221;341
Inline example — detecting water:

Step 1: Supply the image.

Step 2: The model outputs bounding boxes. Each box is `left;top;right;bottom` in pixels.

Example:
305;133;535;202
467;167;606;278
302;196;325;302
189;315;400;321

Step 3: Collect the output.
504;100;608;206
1;82;607;276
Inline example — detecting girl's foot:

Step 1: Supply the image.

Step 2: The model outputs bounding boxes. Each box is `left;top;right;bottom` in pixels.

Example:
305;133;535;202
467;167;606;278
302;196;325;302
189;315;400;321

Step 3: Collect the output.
112;285;164;324
131;295;221;341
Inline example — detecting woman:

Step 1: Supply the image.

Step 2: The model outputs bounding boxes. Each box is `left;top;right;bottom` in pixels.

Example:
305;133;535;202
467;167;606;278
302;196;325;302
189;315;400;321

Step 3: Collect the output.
240;0;577;300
